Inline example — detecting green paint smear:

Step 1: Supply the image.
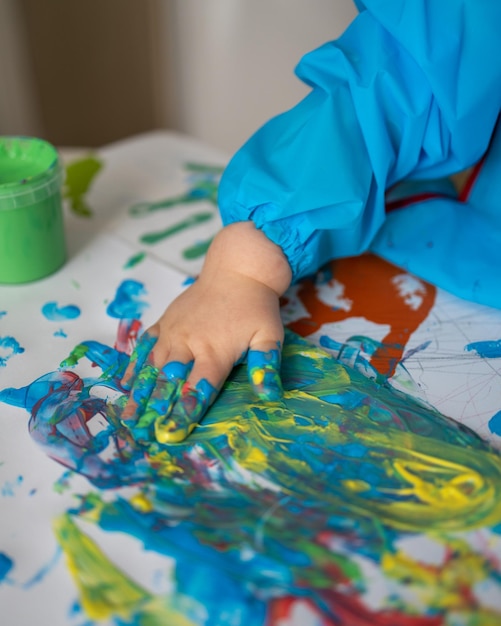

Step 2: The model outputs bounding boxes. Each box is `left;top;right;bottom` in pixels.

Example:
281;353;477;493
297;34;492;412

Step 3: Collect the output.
129;161;223;216
184;162;224;175
60;343;89;368
182;236;213;260
140;212;213;245
63;155;103;217
25;331;501;623
54;515;198;625
123;251;146;269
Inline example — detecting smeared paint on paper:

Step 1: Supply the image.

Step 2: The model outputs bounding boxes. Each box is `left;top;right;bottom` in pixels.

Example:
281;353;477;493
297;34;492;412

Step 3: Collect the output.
0;553;13;583
0;336;25;366
129;162;223;216
140;212;213;245
129;162;222;259
1;326;501;625
123;251;146;269
63;155;103;217
106;279;148;320
489;411;501;437
286;255;436;379
466;340;501;359
41;302;81;322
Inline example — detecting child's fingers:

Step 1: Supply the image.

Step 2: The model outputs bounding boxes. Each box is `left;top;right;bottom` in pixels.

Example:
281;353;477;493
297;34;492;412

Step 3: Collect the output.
247;340;283;402
154;378;218;444
121;330;158;390
132;360;193;443
154;354;230;444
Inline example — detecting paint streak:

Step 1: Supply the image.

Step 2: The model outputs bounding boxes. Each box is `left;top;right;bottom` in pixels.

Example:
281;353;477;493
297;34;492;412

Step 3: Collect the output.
54;329;68;338
106;279;148;320
182;236;214;260
286;254;436;379
129;162;223;216
489;411;501;437
0;335;25;367
1;329;501;624
41;302;81;322
140;212;213;245
63;155;103;217
129;162;222;254
22;548;62;590
0;311;6;319
123;251;146;269
0;552;13;583
54;515;198;625
465;340;501;359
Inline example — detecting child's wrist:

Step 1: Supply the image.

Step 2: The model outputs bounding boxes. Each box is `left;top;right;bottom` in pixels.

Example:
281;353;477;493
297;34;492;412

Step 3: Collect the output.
203;221;292;296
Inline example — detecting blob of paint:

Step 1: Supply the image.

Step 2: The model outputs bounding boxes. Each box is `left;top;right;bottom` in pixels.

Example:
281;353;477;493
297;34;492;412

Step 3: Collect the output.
63;155;103;217
0;335;25;367
41;302;81;322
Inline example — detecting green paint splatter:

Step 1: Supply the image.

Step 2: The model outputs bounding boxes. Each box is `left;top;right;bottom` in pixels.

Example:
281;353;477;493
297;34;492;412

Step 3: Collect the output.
123;251;146;269
140;212;213;245
63;155;103;217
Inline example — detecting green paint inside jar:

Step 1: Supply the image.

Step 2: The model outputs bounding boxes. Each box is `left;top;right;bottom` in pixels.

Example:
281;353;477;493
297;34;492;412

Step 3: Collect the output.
0;136;66;283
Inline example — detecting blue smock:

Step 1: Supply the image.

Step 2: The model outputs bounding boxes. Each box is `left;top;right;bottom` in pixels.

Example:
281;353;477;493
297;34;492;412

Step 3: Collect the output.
218;0;501;308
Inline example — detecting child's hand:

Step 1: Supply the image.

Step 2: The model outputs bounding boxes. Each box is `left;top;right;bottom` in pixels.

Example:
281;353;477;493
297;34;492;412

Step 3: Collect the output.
120;222;292;444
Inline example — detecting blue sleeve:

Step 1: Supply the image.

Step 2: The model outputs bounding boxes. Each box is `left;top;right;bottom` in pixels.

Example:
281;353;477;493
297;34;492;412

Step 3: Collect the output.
217;0;501;281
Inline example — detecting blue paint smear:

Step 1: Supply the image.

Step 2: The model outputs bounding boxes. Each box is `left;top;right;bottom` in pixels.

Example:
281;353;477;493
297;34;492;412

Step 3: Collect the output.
465;339;501;358
23;547;62;589
0;311;7;319
0;336;25;367
1;475;23;497
106;280;148;320
489;411;501;437
0;552;13;582
54;329;68;338
42;302;81;322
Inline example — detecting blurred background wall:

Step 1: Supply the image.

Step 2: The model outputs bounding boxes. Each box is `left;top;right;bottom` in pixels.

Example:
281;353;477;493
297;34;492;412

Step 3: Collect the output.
0;0;356;154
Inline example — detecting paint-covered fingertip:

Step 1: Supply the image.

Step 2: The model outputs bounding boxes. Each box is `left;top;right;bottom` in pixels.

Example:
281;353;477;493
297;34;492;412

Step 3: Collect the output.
255;384;284;403
155;420;196;444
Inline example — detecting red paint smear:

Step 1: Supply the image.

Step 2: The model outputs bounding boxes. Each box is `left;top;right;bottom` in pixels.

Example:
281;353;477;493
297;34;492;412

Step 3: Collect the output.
114;318;142;355
286;254;436;378
315;590;445;626
266;596;338;626
266;592;445;626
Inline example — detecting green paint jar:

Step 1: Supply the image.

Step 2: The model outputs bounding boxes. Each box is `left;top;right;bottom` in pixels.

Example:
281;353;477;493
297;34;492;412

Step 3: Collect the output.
0;136;66;283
